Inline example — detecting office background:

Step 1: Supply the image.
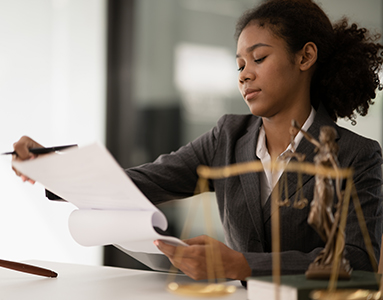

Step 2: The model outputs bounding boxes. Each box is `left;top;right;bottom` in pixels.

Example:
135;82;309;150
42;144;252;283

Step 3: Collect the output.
0;0;382;268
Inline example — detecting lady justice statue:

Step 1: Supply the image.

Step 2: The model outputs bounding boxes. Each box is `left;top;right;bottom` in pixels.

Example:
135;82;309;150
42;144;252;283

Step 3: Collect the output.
291;121;352;280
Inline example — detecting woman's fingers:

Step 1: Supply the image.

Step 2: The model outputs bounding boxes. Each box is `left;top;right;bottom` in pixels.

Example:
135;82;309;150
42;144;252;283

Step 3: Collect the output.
183;235;210;246
155;236;251;281
13;136;43;160
155;240;208;280
11;136;42;183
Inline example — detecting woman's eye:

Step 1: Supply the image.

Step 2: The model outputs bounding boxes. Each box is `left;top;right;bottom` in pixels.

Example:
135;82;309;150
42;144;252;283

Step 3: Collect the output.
237;56;266;71
254;56;266;64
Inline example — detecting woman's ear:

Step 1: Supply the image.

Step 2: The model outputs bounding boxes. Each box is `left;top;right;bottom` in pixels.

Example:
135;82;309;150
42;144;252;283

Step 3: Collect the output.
298;42;318;71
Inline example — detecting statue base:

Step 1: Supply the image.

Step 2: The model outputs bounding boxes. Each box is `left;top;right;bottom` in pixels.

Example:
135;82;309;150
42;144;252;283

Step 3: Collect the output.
305;261;352;280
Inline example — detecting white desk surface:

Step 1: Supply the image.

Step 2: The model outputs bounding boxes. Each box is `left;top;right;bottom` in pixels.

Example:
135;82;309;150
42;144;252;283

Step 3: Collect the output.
1;260;247;300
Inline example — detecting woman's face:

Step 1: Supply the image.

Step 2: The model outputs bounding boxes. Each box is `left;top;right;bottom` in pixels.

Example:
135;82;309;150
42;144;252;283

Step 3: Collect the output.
236;23;308;119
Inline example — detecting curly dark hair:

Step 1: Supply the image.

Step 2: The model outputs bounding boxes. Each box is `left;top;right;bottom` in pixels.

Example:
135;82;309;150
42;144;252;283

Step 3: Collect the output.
235;0;383;123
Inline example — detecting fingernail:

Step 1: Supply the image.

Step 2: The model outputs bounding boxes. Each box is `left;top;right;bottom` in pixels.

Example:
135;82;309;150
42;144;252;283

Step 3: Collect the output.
153;240;159;246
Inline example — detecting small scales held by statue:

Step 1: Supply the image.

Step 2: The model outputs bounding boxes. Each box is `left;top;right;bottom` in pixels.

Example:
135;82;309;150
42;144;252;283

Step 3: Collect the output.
168;120;380;299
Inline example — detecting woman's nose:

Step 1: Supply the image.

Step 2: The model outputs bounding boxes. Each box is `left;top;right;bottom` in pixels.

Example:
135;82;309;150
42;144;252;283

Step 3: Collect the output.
238;67;255;83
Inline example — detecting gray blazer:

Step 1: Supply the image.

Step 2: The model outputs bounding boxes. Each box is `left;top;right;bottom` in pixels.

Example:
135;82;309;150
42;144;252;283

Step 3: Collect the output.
126;105;383;276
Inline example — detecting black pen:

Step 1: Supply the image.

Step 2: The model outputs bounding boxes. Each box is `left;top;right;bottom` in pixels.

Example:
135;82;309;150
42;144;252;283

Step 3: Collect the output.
2;144;77;156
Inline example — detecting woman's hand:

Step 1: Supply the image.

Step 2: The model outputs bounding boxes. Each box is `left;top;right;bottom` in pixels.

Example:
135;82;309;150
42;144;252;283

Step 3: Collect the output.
154;235;251;281
11;136;43;184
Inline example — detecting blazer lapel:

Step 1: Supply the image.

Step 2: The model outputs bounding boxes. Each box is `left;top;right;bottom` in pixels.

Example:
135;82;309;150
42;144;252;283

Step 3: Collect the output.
235;117;266;248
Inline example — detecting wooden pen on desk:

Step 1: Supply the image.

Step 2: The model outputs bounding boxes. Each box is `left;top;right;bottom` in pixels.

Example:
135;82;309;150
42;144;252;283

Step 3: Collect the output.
0;259;58;278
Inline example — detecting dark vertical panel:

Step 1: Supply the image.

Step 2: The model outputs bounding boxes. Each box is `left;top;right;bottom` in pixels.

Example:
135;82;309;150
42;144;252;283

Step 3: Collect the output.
135;105;182;162
104;0;143;269
105;0;136;168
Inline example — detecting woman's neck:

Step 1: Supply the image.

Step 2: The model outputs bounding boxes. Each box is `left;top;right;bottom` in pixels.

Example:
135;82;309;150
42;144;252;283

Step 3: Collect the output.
262;105;311;161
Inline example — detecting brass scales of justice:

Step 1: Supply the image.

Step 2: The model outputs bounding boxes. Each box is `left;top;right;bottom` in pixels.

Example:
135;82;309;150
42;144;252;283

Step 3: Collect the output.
165;120;382;300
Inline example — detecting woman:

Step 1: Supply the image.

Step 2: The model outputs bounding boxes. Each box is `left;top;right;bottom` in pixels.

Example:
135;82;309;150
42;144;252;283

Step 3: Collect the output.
12;0;383;281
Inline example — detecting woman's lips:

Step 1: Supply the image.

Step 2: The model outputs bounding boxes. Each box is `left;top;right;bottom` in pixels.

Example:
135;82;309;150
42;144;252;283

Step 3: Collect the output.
244;89;260;101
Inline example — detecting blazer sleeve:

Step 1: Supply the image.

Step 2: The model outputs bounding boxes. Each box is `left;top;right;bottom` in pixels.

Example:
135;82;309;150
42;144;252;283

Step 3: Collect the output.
125;115;227;205
343;138;383;270
243;138;383;276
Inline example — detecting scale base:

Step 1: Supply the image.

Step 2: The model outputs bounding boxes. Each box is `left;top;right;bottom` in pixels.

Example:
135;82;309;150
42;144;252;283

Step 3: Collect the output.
167;282;236;297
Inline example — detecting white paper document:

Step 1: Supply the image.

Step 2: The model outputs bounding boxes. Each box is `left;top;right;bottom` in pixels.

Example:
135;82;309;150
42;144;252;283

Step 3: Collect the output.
12;143;187;256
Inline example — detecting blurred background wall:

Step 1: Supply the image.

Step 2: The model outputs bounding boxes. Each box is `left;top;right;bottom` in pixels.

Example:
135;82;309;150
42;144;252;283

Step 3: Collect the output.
0;0;382;268
0;0;106;265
